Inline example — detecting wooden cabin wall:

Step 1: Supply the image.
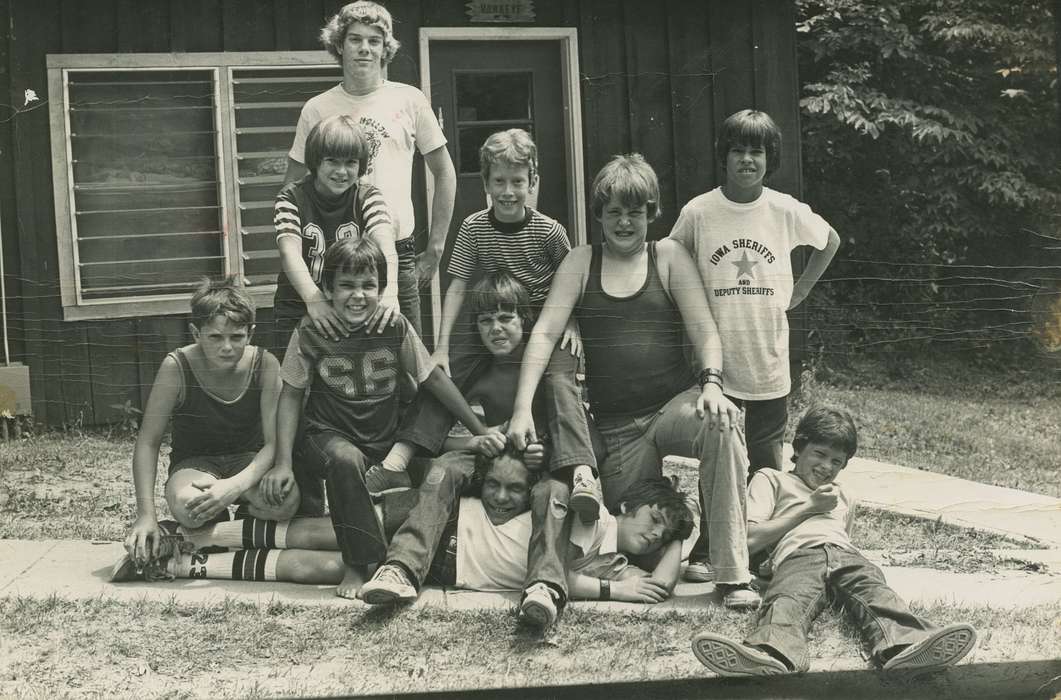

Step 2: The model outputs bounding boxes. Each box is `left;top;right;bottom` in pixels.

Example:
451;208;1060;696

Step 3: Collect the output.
1;0;801;426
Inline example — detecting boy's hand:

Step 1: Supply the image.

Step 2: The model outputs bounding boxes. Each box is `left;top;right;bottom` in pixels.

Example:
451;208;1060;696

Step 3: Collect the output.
365;292;400;335
469;432;507;458
430;348;451;376
611;574;671;603
696;383;739;431
260;465;296;506
808;484;840;513
306;300;350;341
523;442;546;471
560;317;583;358
186;478;242;523
125;515;163;567
506;410;537;451
415;251;441;287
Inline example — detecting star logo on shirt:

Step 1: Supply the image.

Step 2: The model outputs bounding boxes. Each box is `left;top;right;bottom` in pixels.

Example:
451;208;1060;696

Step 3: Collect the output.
733;251;758;279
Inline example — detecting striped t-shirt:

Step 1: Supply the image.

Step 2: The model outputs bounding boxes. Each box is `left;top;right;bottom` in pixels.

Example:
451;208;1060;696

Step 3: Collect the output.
447;208;570;304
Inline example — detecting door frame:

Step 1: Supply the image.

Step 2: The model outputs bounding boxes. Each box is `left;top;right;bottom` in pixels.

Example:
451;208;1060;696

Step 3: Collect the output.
419;27;587;340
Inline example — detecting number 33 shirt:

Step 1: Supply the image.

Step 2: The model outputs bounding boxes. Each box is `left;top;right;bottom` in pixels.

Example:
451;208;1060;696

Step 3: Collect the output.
280;314;432;448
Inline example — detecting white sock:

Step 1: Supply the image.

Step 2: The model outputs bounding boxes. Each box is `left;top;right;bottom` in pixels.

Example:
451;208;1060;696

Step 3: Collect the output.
185;518;288;549
172;549;278;581
381;441;415;471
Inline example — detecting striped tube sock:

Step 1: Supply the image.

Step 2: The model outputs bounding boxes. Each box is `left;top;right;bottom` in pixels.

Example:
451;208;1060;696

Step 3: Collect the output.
173;549;279;581
189;518;289;549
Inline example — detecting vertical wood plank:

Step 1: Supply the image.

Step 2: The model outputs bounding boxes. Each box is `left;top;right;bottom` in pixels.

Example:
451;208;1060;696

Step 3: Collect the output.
0;0;28;364
170;0;223;52
116;0;171;53
222;0;277;51
87;319;143;424
281;0;329;51
60;0;118;52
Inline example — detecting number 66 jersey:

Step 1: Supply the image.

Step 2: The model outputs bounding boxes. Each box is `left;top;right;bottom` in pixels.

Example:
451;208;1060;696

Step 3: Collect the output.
280;314;432;448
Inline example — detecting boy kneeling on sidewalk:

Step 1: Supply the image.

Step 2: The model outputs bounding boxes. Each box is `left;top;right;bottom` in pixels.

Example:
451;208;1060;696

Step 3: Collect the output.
692;406;978;676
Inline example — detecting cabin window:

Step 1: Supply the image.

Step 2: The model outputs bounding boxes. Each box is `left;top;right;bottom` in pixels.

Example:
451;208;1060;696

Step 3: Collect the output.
48;53;341;320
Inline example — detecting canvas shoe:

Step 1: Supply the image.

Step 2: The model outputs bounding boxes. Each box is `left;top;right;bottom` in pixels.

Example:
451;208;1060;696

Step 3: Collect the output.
691;632;789;677
718;582;761;610
358;563;418;605
363;464;412;496
683;560;715;583
882;624;977;674
519;582;562;630
569;466;602;523
110;520;190;583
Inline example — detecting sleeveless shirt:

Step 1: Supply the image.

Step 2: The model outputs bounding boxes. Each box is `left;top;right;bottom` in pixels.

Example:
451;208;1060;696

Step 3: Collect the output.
168;346;265;466
577;242;695;418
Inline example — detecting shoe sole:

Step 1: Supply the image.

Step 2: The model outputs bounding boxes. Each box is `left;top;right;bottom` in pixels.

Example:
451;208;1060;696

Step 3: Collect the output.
683;566;715;583
569;491;600;523
883;624;976;673
358;583;416;606
367;485;413;497
691;633;788;677
520;599;557;629
110;554;140;583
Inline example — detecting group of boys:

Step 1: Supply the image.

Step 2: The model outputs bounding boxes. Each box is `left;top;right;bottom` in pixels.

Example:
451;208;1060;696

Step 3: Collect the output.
114;0;979;679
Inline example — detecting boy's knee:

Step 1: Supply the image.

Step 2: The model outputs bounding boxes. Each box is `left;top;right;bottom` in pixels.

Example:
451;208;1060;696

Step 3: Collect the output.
169;487;210;528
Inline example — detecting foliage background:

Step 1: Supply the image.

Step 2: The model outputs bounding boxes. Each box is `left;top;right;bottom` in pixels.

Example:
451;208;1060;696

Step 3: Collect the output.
795;0;1061;377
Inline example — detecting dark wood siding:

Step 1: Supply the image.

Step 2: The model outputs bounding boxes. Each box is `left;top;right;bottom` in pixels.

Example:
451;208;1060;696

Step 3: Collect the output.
1;0;802;425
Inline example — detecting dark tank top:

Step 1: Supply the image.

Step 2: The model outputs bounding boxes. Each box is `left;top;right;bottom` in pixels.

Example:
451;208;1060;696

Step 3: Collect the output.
169;346;265;466
577;242;696;418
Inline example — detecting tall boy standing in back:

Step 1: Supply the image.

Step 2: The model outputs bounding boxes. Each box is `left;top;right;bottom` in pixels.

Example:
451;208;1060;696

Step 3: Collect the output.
285;0;456;334
669;109;840;581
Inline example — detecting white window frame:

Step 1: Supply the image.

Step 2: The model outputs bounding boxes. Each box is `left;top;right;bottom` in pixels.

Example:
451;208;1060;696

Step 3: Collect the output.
418;28;586;340
47;51;337;321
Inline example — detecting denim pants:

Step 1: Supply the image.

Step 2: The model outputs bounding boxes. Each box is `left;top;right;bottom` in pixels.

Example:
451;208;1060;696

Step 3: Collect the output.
748;544;938;672
397;308;596;474
298;430;389;567
594;386;751;585
384;451;571;597
395;237;422;336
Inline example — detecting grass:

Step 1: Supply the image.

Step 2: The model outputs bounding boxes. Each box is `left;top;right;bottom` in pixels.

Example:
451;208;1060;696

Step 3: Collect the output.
1;595;1057;698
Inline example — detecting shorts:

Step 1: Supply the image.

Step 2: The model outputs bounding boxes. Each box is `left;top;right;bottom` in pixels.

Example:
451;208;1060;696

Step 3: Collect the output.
168;452;257;482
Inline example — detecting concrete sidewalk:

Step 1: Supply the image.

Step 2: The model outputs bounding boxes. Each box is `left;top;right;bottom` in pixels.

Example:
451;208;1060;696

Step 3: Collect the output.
1;539;1058;611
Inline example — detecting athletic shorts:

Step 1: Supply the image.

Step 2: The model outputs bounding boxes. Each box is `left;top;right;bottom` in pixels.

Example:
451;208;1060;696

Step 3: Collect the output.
168;451;257;481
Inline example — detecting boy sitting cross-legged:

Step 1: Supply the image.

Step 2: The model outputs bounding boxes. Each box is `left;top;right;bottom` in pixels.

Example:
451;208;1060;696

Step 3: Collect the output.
266;236;498;598
378;128;602;521
691;406;978;677
115;277;295;581
359;446;694;614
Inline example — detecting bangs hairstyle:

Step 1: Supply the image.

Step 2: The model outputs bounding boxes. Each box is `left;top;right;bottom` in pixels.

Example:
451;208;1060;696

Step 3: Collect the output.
479;128;538;182
304;114;370;176
590;153;661;222
469;444;540;497
613;476;694;544
190;276;255;328
320;0;400;65
791;406;859;464
716;109;782;176
469;270;535;330
321;236;387;294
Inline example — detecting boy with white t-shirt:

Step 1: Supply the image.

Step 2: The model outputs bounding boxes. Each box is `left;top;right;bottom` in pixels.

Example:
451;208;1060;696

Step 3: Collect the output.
669;109;840;581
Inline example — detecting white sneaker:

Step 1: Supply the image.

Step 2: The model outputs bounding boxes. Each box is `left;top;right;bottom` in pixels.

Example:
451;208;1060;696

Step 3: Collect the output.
357;563;418;604
684;560;715;582
569;466;602;523
519;582;561;629
719;583;761;610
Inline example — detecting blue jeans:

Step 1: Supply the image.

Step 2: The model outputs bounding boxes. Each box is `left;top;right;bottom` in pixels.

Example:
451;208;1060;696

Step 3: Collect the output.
594;386;751;585
748;544;938;672
298;430;389;567
395;237;421;336
384;451;572;598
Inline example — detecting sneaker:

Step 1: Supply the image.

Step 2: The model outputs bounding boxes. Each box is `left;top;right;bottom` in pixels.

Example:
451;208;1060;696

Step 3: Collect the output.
569;467;602;523
110;553;141;583
519;582;561;630
357;563;418;605
881;624;977;674
718;583;761;610
684;560;715;583
363;464;412;496
691;632;789;677
110;521;190;583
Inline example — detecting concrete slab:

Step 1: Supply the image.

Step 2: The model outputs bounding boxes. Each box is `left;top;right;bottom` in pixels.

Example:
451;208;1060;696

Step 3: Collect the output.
3;540;1058;612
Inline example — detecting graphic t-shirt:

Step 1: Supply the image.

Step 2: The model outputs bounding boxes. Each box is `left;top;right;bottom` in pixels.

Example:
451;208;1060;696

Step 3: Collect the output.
669;187;831;400
289;82;446;240
746;470;857;569
280;314;432;447
272;179;391;316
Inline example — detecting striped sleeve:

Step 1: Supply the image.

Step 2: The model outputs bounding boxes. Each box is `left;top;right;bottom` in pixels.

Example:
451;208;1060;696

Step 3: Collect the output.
359;184;393;239
274;187;303;243
447;215;480;280
545;220;572;267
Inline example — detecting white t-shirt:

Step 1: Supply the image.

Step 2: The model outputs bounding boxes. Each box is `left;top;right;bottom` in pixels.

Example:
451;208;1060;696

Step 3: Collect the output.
669;187;831;400
747;470;858;569
289;82;447;240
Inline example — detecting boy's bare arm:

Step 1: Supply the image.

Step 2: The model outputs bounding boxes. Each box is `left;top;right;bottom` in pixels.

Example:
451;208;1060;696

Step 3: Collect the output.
418;145;457;284
648;539;684;593
790;227;840;310
126;356;182;563
432;277;468;369
421;366;492;436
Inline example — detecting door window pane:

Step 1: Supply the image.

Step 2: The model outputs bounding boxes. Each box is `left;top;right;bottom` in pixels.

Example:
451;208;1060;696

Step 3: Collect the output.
454;71;534;174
